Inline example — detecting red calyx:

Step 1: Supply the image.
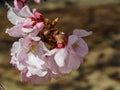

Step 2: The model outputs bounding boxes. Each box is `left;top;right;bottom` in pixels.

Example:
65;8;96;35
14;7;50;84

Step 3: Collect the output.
31;16;44;26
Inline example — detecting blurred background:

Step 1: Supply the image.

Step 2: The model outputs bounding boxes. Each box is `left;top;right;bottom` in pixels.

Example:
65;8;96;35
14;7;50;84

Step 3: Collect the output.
0;0;120;90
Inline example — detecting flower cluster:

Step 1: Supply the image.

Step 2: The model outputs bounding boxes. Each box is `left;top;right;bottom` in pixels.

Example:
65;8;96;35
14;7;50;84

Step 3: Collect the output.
6;0;92;84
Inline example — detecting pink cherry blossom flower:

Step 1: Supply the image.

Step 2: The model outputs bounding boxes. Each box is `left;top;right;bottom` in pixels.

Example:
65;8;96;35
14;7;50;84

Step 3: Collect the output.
6;5;44;37
10;36;52;84
54;30;92;74
5;0;92;84
10;36;40;70
43;29;92;74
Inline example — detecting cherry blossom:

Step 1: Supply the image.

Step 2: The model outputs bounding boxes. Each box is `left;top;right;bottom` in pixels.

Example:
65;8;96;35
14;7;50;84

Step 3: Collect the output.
10;36;53;83
5;0;92;84
42;29;92;75
6;5;44;37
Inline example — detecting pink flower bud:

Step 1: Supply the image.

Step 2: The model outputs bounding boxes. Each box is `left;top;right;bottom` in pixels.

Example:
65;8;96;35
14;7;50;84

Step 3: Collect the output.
34;0;41;4
57;43;64;49
14;0;27;9
33;11;43;19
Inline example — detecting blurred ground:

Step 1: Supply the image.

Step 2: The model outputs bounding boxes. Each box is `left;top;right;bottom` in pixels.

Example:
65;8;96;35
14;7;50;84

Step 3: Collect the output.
0;0;120;90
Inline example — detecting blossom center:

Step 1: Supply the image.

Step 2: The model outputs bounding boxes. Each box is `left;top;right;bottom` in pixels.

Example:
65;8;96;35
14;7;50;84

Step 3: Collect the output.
72;43;78;49
38;18;68;50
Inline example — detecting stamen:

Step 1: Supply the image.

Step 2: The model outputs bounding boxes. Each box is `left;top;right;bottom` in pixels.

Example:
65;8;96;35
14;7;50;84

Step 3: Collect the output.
38;18;68;50
72;43;78;49
52;18;59;26
31;45;36;53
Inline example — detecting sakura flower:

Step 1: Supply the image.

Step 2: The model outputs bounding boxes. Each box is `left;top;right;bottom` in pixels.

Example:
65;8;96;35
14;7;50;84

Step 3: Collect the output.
5;0;92;83
53;29;92;74
40;28;92;75
21;52;51;84
10;36;52;84
6;5;44;37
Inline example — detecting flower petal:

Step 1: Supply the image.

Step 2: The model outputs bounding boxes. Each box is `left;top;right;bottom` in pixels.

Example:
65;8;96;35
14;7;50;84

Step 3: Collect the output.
21;28;33;33
6;24;24;37
11;41;20;56
21;71;51;84
27;67;47;77
34;0;41;4
59;67;72;74
54;48;68;67
14;0;26;9
73;38;88;57
45;56;62;77
34;22;44;30
67;35;78;48
73;29;92;37
7;8;25;25
30;36;40;41
68;49;83;69
27;53;45;68
17;5;34;18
